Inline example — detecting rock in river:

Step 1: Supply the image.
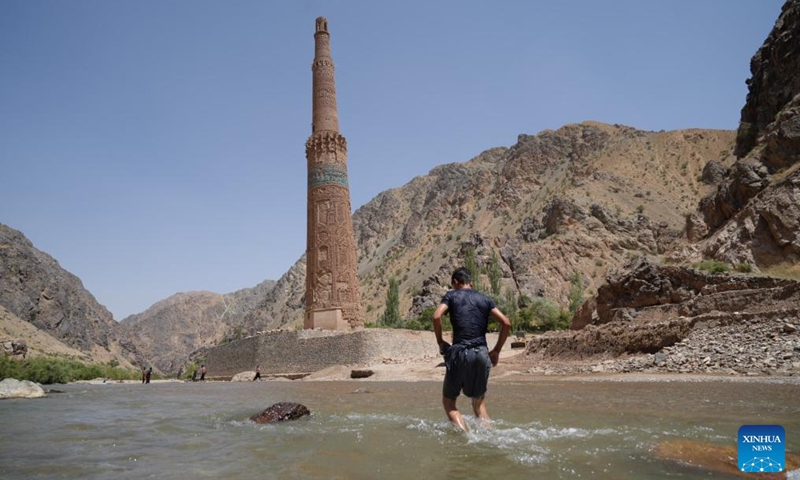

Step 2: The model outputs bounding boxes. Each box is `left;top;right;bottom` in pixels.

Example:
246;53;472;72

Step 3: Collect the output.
250;402;310;424
0;378;46;399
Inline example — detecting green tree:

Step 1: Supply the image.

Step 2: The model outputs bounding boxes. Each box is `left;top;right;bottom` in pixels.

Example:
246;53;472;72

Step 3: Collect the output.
503;288;519;332
464;245;485;293
380;277;402;328
489;251;502;297
567;272;585;314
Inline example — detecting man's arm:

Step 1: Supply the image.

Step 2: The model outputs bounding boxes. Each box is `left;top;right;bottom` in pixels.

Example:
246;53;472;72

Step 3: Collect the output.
488;307;511;366
432;303;450;351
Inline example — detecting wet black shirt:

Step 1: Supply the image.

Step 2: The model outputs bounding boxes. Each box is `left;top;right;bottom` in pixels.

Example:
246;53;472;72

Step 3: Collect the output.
440;289;497;347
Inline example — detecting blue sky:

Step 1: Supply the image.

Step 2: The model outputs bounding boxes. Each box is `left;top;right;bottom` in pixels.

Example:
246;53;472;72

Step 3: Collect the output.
0;1;784;320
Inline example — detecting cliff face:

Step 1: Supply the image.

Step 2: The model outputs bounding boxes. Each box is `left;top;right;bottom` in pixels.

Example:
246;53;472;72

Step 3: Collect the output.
735;0;800;159
0;223;141;366
119;279;276;373
697;0;800;269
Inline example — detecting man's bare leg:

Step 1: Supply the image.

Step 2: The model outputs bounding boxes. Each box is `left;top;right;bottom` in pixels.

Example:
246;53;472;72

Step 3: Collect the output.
472;396;492;428
443;396;468;432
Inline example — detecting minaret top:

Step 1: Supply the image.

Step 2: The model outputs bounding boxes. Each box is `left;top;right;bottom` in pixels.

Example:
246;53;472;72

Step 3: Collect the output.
315;17;329;34
311;16;339;133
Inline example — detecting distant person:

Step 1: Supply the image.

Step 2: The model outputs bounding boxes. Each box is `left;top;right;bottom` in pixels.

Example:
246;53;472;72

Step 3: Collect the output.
145;367;152;384
200;365;206;381
191;369;198;382
253;365;261;382
141;368;146;384
433;267;511;431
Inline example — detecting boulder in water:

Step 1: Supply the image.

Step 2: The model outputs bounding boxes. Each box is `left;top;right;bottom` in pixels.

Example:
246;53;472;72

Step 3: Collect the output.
250;402;310;423
653;439;800;479
0;378;46;399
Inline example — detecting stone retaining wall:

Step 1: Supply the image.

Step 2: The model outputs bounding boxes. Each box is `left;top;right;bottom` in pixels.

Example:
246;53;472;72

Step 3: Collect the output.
204;329;437;377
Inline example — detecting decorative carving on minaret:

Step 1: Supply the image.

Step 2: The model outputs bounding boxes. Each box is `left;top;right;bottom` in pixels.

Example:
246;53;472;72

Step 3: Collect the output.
305;17;364;330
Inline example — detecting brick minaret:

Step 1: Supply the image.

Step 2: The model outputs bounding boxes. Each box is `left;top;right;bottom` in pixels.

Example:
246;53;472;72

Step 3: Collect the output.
304;17;364;330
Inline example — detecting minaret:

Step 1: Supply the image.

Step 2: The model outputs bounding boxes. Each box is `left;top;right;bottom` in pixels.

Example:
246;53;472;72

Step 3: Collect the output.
305;17;364;330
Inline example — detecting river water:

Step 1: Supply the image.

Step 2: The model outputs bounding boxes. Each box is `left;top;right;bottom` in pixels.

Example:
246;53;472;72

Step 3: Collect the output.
1;377;799;479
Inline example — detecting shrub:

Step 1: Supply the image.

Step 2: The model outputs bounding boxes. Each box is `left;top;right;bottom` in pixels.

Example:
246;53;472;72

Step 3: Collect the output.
734;262;753;273
520;297;570;332
403;318;425;331
691;259;730;274
0;356;140;384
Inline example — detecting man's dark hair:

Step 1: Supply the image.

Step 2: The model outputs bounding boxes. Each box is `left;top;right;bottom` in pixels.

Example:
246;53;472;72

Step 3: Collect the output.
452;267;471;285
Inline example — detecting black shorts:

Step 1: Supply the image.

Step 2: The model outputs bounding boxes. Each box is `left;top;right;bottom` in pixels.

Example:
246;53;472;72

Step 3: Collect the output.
443;345;491;399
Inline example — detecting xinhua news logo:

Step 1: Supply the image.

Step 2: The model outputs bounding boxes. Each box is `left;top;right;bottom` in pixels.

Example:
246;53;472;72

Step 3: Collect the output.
738;425;785;473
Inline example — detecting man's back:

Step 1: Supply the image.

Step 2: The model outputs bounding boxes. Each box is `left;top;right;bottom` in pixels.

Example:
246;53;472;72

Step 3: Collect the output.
441;289;496;345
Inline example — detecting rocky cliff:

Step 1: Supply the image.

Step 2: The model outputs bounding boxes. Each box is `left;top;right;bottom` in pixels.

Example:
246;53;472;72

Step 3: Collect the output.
0;223;141;367
700;0;800;240
693;0;800;270
522;0;800;375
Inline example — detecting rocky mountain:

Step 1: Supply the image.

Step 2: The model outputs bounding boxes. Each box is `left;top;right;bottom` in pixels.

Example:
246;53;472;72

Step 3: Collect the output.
119;279;276;373
235;123;736;334
0;223;142;367
522;0;800;374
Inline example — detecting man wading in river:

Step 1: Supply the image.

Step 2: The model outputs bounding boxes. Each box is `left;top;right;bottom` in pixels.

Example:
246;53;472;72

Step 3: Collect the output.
433;267;511;431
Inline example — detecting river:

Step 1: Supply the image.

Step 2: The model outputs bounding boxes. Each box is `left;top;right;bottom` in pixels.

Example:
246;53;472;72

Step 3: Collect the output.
1;377;799;479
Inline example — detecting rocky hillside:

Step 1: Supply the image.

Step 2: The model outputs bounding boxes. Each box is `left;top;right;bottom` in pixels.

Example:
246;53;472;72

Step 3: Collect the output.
0;223;142;367
119;279;276;373
521;0;800;374
1;304;90;360
520;258;800;375
235;122;736;334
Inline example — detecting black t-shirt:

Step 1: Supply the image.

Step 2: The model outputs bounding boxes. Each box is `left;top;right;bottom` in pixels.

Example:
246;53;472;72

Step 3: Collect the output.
440;289;496;346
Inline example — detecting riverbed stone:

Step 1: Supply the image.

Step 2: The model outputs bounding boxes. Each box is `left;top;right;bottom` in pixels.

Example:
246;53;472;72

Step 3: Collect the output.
0;378;46;399
250;402;310;424
231;371;257;382
654;439;800;479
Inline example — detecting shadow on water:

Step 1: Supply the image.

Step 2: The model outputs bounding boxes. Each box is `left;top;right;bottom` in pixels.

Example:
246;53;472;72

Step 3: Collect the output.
0;379;798;479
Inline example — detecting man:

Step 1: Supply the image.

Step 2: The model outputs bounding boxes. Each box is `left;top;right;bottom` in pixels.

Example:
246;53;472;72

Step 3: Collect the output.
433;267;511;431
253;365;261;382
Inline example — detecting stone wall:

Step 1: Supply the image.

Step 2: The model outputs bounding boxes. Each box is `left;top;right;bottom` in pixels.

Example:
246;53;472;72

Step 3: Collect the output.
204;329;436;377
